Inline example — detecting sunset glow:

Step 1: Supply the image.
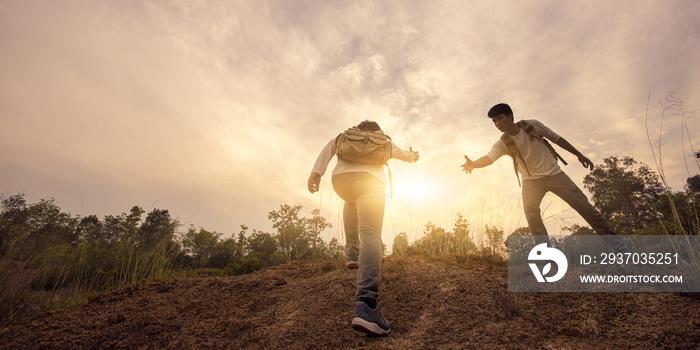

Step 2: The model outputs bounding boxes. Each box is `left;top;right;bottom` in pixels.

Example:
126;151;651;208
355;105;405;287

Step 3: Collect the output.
392;172;446;203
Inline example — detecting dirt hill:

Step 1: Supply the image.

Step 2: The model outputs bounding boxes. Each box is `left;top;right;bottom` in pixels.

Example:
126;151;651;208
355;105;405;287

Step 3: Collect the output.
1;253;698;349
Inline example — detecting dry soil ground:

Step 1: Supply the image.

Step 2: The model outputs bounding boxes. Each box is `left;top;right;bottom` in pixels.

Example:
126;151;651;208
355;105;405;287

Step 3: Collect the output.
1;253;699;349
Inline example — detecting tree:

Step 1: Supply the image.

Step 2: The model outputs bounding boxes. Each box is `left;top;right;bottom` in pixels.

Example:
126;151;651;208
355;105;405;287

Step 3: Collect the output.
0;195;78;261
392;232;409;256
303;209;332;259
268;205;306;260
485;226;505;256
510;227;531;236
506;227;534;262
413;222;450;256
411;215;475;256
267;205;331;260
181;227;221;268
562;224;595;236
209;237;240;269
452;213;476;254
686;175;700;195
76;215;103;244
103;206;145;247
654;190;699;235
247;230;280;264
684;175;700;235
327;237;343;259
0;193;30;257
139;209;179;248
583;156;664;232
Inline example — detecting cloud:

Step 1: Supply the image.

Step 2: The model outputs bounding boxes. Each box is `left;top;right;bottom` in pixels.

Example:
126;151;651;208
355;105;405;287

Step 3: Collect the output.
1;0;698;241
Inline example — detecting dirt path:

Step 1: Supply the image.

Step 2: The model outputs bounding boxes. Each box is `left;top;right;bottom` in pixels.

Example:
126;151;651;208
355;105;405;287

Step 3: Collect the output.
1;254;698;349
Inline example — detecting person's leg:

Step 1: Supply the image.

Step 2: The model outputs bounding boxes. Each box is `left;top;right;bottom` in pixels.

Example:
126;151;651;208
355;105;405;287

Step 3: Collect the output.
343;202;360;267
349;172;390;336
548;172;629;253
353;173;386;301
332;174;360;266
522;178;551;246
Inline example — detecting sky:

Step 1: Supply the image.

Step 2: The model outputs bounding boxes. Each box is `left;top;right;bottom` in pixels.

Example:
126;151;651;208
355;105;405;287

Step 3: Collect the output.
1;0;699;248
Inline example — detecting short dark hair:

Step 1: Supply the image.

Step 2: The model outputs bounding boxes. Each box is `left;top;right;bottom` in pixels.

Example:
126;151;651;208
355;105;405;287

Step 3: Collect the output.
357;120;381;131
488;103;513;118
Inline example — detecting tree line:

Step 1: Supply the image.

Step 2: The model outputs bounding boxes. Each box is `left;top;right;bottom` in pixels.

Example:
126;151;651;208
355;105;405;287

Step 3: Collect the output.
0;198;340;299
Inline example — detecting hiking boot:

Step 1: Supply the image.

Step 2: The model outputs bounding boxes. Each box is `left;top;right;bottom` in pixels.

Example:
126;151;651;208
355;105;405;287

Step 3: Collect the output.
351;300;391;336
346;261;359;269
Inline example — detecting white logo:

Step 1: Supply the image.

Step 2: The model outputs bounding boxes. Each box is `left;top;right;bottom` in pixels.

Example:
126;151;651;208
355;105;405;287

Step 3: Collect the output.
528;243;568;282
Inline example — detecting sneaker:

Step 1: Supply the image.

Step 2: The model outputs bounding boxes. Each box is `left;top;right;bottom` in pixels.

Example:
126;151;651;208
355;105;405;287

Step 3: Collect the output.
346;261;359;269
351;300;391;336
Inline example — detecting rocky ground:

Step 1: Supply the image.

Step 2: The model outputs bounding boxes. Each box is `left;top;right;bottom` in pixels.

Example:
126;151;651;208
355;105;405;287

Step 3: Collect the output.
1;253;699;349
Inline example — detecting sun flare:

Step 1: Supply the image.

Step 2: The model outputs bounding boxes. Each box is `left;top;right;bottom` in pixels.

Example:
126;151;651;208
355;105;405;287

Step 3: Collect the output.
390;171;448;203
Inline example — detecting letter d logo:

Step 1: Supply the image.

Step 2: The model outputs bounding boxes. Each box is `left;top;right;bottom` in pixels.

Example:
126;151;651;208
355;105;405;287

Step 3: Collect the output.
527;243;568;282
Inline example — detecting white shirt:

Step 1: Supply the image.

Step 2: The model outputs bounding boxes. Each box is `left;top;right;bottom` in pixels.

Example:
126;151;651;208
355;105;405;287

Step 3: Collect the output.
485;119;563;179
311;137;417;185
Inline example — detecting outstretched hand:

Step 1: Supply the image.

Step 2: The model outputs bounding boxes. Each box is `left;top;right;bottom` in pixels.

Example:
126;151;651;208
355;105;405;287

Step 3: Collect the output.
461;155;474;174
410;146;420;162
307;172;321;193
578;155;594;171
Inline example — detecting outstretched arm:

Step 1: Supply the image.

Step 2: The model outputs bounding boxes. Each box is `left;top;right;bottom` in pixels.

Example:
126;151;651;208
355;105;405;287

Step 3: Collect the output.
554;137;593;170
461;155;493;174
391;144;420;163
409;147;420;162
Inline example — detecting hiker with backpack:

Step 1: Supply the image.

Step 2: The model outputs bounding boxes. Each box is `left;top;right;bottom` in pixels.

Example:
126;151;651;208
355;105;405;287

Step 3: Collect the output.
461;103;628;253
307;120;419;336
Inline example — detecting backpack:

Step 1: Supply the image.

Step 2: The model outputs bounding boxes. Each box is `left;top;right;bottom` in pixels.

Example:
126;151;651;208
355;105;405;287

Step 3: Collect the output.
335;127;393;164
501;120;567;186
335;127;395;197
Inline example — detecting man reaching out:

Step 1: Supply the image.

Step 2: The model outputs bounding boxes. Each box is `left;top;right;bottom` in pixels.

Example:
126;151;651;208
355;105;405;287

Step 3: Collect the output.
462;103;627;253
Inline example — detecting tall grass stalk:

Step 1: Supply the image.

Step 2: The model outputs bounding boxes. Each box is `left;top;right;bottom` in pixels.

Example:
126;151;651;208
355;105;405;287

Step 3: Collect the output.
644;90;699;235
644;90;700;294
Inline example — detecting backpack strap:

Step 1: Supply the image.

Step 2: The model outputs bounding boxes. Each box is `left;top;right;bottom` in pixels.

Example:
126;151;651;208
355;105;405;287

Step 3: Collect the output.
517;120;568;166
500;133;528;187
501;120;568;187
387;165;393;198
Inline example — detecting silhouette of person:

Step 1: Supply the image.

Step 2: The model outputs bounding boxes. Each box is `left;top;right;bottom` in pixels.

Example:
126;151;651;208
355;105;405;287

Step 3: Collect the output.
308;120;419;336
462;103;628;253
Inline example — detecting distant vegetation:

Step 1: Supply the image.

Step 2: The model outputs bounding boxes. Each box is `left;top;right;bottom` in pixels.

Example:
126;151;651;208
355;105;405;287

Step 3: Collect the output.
0;197;339;325
1;155;698;325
